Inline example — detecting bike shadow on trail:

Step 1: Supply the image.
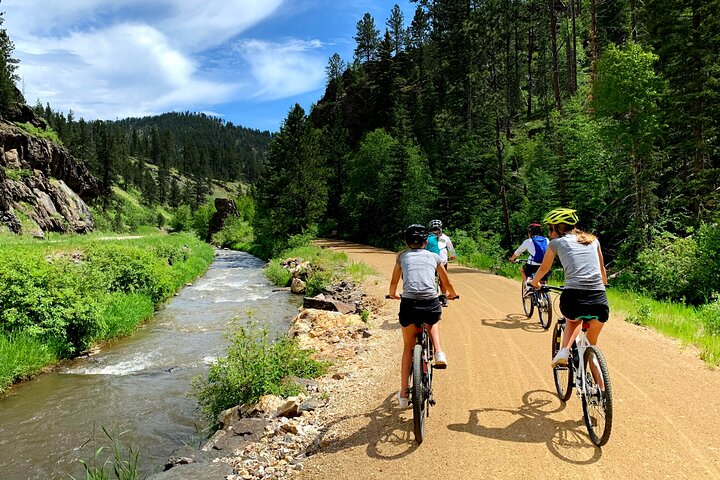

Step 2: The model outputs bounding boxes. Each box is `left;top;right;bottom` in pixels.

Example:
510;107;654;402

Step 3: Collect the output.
308;392;421;460
481;314;548;333
447;389;602;465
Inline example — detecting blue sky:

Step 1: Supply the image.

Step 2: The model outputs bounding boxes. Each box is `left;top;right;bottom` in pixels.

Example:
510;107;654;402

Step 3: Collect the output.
3;0;417;132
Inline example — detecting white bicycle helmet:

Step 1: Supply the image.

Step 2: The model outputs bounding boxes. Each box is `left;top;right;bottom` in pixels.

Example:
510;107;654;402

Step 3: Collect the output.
428;219;443;231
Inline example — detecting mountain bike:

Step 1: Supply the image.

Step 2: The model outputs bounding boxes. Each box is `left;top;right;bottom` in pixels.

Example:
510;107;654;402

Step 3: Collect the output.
386;295;458;444
519;262;552;329
542;285;613;446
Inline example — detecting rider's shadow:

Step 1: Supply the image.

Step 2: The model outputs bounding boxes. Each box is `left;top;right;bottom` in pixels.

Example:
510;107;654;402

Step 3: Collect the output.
309;392;420;460
447;390;602;465
481;314;547;333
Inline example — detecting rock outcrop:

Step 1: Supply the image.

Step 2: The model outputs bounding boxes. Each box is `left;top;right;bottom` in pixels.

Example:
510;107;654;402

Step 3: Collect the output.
0;121;99;235
206;198;239;242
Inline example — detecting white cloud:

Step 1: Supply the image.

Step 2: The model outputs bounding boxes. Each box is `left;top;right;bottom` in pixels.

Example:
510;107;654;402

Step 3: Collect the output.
4;0;284;51
237;39;326;100
17;23;237;120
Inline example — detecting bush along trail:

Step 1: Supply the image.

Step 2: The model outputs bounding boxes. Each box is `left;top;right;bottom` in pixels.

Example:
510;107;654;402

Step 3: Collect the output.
0;232;214;392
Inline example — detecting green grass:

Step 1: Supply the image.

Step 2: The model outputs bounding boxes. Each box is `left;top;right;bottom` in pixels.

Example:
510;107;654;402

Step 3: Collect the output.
0;333;61;389
264;241;377;296
607;289;720;366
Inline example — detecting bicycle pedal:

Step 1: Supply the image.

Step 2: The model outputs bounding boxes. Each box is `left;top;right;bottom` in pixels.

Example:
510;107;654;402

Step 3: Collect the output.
429;399;436;406
433;364;447;370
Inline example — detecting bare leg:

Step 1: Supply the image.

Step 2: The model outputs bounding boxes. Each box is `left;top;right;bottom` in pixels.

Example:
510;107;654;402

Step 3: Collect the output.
561;319;581;350
427;322;443;353
400;325;417;398
585;321;606;389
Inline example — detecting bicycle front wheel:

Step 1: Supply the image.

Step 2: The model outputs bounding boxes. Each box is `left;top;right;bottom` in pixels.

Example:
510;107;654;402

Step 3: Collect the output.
522;284;534;318
552;321;572;401
581;345;613;446
411;344;426;444
538;291;552;330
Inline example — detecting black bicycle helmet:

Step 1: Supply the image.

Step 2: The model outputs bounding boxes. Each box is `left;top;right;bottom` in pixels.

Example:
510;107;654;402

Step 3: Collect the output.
405;224;428;245
428;219;443;231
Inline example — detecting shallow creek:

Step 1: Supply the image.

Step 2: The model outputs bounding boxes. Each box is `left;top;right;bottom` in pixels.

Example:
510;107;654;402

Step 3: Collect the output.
0;250;301;479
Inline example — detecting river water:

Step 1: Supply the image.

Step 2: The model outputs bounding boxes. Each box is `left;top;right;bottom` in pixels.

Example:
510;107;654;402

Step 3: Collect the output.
0;250;302;479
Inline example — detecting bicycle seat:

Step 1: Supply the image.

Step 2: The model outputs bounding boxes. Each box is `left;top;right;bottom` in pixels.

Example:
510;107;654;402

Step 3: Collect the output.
576;315;599;321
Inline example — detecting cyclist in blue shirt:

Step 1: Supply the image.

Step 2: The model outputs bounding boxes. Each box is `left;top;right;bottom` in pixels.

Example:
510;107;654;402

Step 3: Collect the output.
509;223;550;292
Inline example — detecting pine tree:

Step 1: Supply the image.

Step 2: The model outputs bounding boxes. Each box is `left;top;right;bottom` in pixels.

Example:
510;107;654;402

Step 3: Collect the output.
354;13;380;64
0;8;21;117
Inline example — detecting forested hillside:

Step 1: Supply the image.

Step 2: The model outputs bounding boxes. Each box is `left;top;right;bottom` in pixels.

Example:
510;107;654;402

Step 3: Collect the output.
256;0;719;304
34;107;271;208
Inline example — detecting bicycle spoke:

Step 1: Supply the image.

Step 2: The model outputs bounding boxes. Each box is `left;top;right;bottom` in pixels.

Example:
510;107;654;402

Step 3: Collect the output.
581;346;613;446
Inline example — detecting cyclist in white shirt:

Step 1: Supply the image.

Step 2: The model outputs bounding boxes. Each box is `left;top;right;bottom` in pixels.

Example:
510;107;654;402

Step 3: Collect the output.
428;220;456;307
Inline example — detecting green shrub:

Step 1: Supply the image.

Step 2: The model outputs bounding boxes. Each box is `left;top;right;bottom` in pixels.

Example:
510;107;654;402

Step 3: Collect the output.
15;122;63;144
192;201;216;240
171;205;193;232
700;298;720;336
693;224;720;303
193;323;328;421
305;270;333;296
266;258;292;287
84;244;175;305
211;216;253;248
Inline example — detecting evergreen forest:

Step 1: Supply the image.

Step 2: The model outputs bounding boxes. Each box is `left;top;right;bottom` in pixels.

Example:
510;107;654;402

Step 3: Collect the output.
255;0;720;305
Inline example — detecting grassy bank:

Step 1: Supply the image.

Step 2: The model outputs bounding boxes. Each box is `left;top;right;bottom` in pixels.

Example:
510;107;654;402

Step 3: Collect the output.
0;232;214;392
266;241;376;295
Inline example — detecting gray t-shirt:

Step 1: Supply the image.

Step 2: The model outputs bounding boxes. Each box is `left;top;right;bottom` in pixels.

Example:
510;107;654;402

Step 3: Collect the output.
549;234;605;290
397;248;442;300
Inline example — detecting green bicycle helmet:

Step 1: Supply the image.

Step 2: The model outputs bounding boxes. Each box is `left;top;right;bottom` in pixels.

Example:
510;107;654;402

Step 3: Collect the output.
543;208;579;225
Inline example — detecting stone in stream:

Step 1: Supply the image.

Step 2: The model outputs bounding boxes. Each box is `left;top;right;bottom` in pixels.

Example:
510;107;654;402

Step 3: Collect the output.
147;462;233;479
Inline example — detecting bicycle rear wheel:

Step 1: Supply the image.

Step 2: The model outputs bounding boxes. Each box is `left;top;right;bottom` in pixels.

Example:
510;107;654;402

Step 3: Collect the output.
538;291;552;329
522;284;534;317
551;321;572;401
581;345;613;446
411;344;426;444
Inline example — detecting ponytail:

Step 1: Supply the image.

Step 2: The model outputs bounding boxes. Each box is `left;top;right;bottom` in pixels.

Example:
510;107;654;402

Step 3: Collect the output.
555;223;597;245
573;229;596;245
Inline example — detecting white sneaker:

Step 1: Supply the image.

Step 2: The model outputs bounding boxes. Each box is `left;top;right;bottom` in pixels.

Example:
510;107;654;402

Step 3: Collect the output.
552;348;570;367
435;351;448;369
396;391;410;409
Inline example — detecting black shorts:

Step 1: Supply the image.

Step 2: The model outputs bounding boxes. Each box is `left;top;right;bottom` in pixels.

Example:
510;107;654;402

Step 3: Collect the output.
523;263;550;282
559;288;610;323
399;297;442;327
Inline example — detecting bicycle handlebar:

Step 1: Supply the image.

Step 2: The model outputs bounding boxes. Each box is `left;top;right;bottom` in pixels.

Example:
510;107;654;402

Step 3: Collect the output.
386;295;460;300
538;285;564;293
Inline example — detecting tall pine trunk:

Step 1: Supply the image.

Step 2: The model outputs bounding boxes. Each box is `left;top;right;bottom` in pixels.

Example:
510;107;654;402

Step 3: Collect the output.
549;0;563;110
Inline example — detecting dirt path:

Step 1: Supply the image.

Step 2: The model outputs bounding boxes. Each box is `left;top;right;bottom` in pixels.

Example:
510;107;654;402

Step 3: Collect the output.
300;240;720;479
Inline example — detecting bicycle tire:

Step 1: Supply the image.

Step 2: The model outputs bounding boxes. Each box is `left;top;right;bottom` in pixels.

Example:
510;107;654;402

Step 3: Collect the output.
581;345;613;446
551;321;572;401
522;284;534;318
538;291;552;330
411;344;426;444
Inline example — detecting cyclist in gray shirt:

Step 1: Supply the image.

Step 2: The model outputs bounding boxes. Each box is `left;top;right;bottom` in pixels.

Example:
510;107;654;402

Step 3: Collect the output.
389;224;459;408
530;208;609;367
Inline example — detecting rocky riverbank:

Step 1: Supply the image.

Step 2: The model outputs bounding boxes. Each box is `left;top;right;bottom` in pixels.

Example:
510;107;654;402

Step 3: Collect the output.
150;275;399;480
